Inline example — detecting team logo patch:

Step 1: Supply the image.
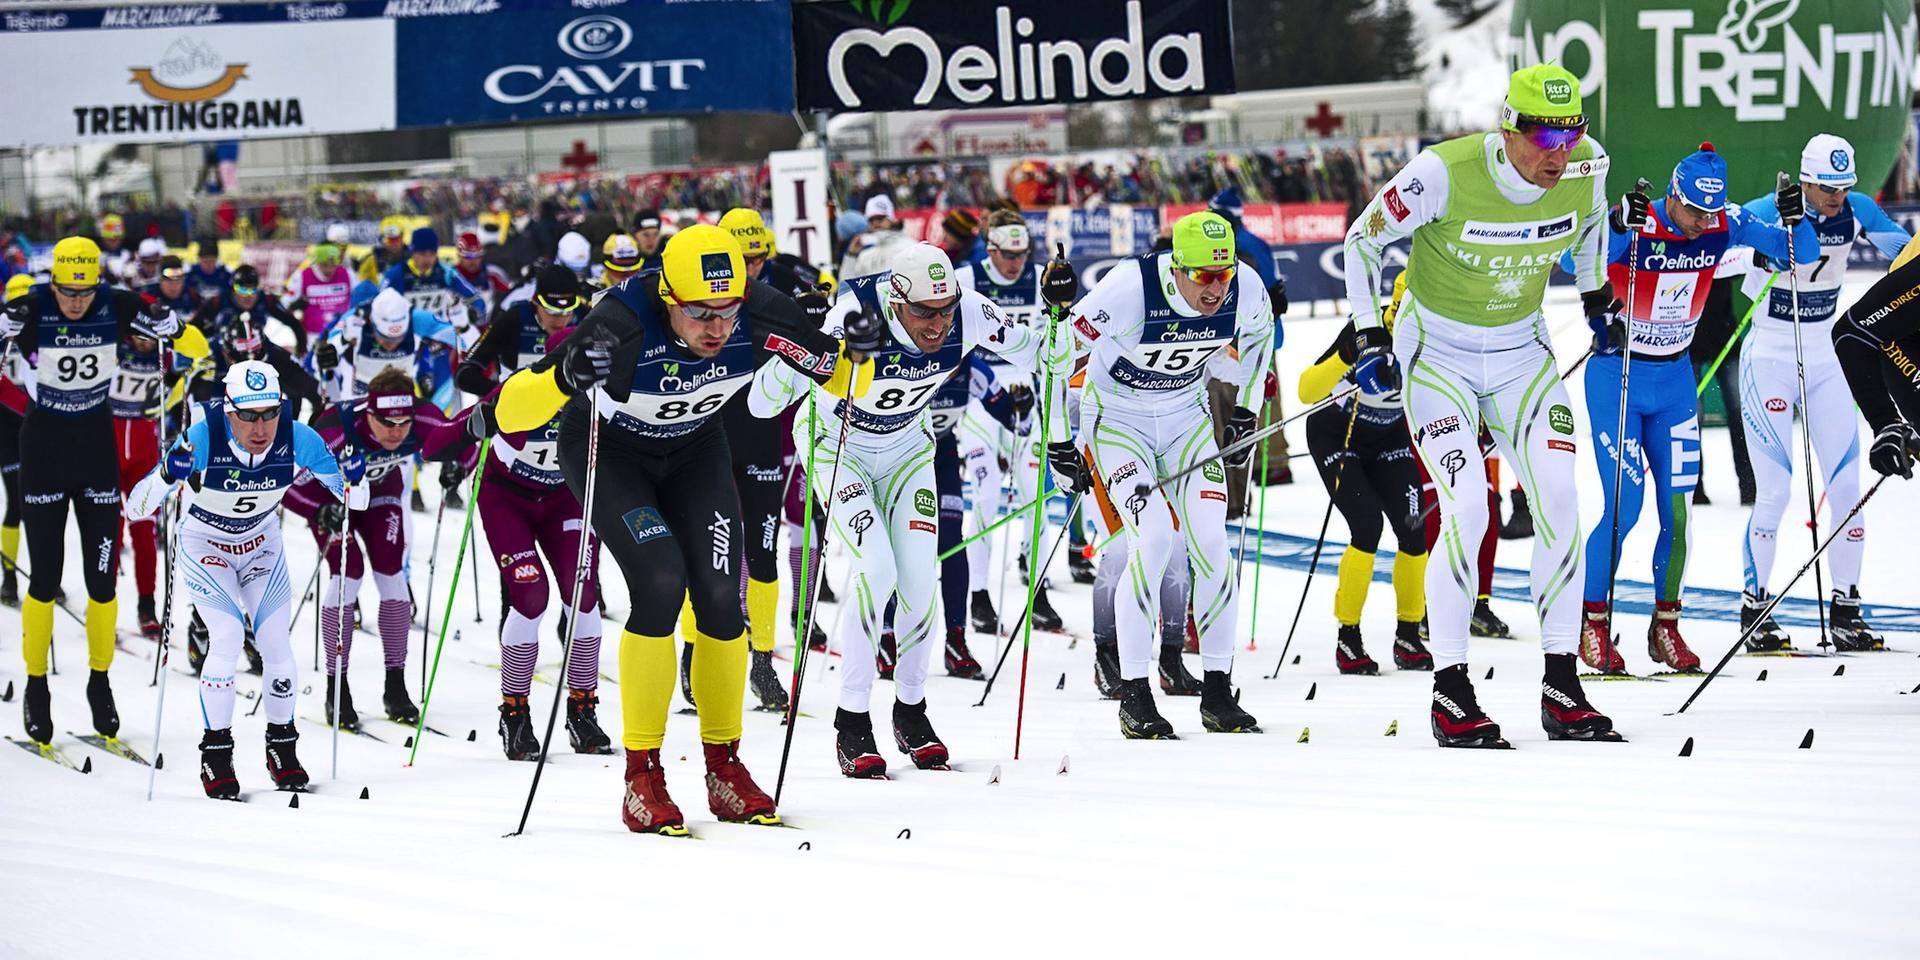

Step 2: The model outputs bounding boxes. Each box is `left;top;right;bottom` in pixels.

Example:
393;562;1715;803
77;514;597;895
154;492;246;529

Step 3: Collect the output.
1831;150;1851;172
511;563;541;583
913;488;935;517
836;482;868;504
1202;461;1225;483
1418;414;1460;441
1543;77;1572;104
928;263;946;281
1765;397;1788;413
623;505;670;544
908;519;936;534
1548;404;1575;435
1384;187;1410;221
1200;490;1226;502
1074;315;1102;342
1547;438;1576;453
245;369;267;390
1201;221;1229;240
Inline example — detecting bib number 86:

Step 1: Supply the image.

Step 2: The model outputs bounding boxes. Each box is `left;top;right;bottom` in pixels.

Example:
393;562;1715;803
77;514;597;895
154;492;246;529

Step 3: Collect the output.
656;393;726;421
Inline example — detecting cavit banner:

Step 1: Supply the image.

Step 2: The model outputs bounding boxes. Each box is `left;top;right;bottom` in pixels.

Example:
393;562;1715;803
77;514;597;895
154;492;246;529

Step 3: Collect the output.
0;16;397;146
395;0;795;125
794;0;1234;112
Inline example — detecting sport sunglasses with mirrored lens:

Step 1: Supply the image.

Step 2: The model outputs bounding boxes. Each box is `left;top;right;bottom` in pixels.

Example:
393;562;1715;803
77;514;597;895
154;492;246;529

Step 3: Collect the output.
671;295;742;321
1179;265;1235;285
54;285;96;298
1518;121;1587;152
904;300;959;319
232;407;280;423
372;414;413;428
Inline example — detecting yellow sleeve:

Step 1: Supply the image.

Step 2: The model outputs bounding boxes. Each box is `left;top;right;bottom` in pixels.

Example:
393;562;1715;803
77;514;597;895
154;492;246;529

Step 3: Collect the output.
497;366;571;433
1893;234;1920;271
820;347;873;399
170;324;211;362
1298;352;1350;404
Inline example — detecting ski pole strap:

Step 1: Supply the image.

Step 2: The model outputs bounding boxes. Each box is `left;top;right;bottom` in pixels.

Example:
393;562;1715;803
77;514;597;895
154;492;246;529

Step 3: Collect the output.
1694;272;1777;398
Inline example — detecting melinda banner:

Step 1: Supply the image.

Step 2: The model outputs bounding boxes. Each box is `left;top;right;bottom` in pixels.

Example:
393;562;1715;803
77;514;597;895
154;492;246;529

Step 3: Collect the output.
794;0;1234;112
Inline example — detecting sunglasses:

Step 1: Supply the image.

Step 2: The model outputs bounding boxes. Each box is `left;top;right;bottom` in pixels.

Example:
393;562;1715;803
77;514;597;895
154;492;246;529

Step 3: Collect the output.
1810;182;1847;196
160;269;185;281
1178;265;1235;286
371;413;413;429
903;299;959;320
744;254;768;268
670;294;742;322
54;284;96;298
535;295;578;315
232;406;280;423
1516;120;1587;152
233;285;259;297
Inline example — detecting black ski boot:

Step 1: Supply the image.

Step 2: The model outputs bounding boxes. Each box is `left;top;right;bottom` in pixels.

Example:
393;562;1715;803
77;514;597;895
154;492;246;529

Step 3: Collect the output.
679;642;696;707
943;626;983;680
410;487;428;513
1741;590;1792;652
1829;588;1883;651
1028;586;1064;632
892;698;950;769
324;674;359;730
22;674;51;745
187;611;210;675
969;590;1000;634
1157;644;1203;696
499;695;539;761
0;566;17;607
1392;620;1434;670
137;593;161;641
265;721;309;791
1469;596;1511;639
1430;664;1508;748
86;669;119;737
875;630;897;681
1093;640;1123;699
566;689;614;754
382;668;419;724
1118;677;1177;739
834;708;887;778
749;649;790;710
1335;625;1380;675
1068;548;1096;584
1500;488;1534;539
199;728;241;800
1541;653;1623;742
1199;671;1260;733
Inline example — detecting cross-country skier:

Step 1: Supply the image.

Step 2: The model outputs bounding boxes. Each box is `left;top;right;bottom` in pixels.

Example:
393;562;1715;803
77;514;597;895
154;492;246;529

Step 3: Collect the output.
286;239;355;353
1342;64;1618;747
1832;234;1920;497
124;360;362;798
496;224;848;834
1576;144;1814;671
283;368;469;730
316;287;478;404
1;274;33;607
748;241;1073;775
1064;210;1273;738
1735;134;1907;652
2;237;193;747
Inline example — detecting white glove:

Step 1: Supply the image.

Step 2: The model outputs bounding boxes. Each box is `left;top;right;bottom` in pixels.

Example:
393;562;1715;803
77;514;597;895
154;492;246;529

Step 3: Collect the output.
0;304;24;340
147;302;185;339
448;302;471;332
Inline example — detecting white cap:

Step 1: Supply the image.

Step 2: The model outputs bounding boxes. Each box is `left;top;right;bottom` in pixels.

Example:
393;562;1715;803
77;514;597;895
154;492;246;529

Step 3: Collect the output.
325;223;352;245
886;243;956;304
1801;133;1857;188
370;288;411;339
223;360;282;411
137;237;166;259
987;222;1030;253
864;194;895;220
558;231;591;272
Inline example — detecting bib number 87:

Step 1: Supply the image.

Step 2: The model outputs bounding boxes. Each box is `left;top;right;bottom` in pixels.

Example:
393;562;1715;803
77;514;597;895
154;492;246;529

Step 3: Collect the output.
871;382;940;411
656;393;726;421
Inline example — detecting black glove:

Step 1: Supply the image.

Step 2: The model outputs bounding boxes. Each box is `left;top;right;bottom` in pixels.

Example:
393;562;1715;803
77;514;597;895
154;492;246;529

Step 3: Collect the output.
1582;288;1627;355
316;340;340;372
843;304;885;358
558;327;615;395
1349;325;1400;395
1609;187;1652;234
315;502;347;534
1267;277;1288;317
1041;244;1078;307
440;459;469;493
1046;440;1088;495
466;397;497;441
795;284;833;330
1868;422;1917;479
1223;406;1259;468
1776;176;1806;225
146;299;185;339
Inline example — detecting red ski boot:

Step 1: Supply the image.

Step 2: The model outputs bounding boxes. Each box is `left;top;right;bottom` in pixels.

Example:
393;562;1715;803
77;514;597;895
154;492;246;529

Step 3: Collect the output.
1430;664;1509;748
620;748;690;836
1646;601;1701;672
1542;653;1625;742
1579;601;1626;673
834;708;888;779
1334;625;1380;675
702;740;780;825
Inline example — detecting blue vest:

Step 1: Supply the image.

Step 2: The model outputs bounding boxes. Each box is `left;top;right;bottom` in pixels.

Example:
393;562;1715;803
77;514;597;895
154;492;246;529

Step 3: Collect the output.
188;399;297;535
31;283;118;415
598;282;756;441
352;324;419;393
511;301;550;373
1105;255;1237;392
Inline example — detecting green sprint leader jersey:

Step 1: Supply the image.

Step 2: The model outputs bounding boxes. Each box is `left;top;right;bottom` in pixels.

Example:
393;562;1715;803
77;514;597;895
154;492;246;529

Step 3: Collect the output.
1343;132;1609;328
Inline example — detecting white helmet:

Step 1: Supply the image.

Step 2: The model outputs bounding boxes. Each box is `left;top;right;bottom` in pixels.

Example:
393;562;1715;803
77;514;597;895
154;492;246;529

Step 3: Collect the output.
886;243;956;304
223;359;281;411
1801;133;1857;189
369;287;411;340
325;222;352;246
137;237;166;259
557;231;591;273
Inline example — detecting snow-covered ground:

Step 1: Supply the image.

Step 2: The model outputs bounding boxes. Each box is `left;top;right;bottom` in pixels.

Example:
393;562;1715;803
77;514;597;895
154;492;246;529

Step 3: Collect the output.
2;275;1917;958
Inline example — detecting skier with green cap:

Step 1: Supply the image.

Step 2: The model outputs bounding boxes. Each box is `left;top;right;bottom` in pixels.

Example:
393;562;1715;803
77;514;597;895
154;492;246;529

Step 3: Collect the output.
1341;63;1624;749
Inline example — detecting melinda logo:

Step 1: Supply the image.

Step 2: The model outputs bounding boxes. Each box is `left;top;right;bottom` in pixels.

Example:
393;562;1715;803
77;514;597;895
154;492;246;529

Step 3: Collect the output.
824;1;1208;108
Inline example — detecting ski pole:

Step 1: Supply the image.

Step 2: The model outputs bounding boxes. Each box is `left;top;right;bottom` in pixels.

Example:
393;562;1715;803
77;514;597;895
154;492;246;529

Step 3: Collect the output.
1778;171;1830;650
1138;383;1359;500
1012;293;1069;761
1672;474;1887;715
1601;179;1652;675
145;481;185;800
1693;273;1777;398
469;529;484;623
1245;430;1271;652
937;490;1045;562
974;494;1085;708
1267;399;1362;679
408;442;486;767
329;448;357;781
418;486;450;693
